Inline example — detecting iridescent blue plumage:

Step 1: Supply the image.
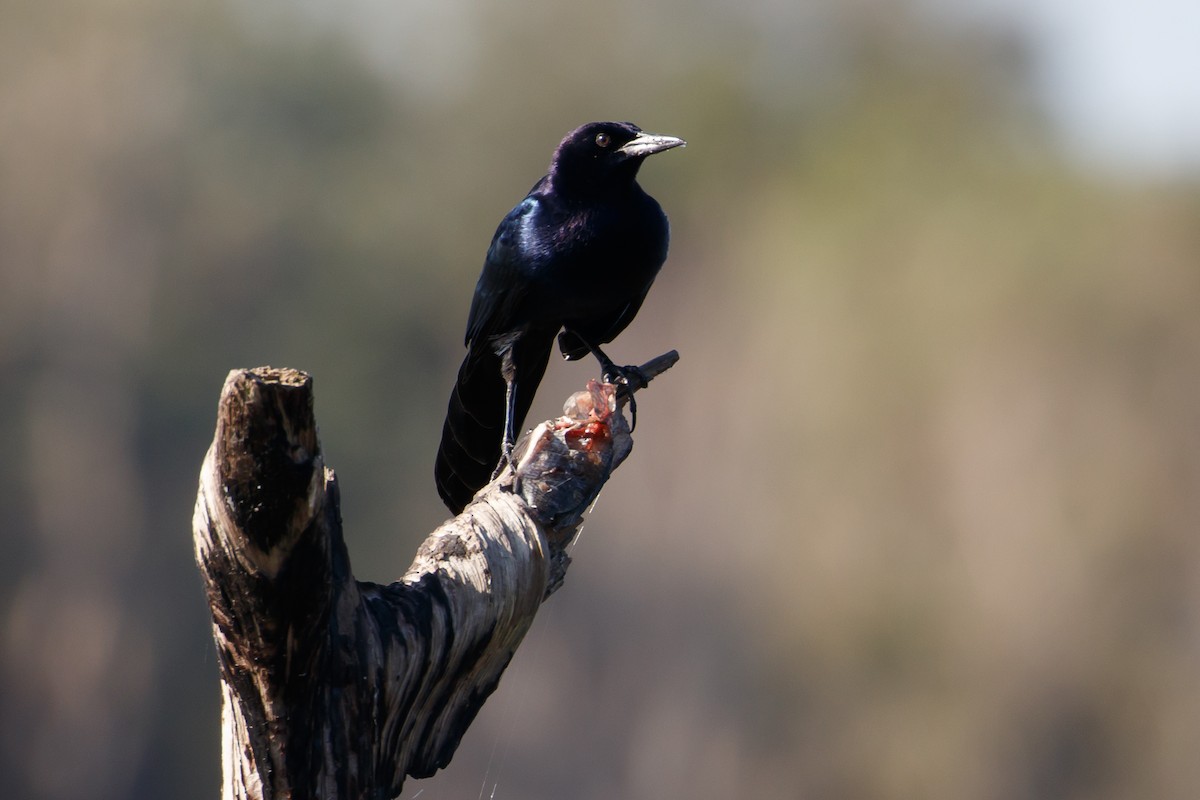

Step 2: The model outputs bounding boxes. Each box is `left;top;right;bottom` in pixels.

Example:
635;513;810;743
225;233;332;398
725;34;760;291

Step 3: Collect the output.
435;121;685;513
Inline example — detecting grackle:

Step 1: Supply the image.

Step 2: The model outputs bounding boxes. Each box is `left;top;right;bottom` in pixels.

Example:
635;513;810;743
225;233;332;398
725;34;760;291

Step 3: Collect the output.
434;121;685;513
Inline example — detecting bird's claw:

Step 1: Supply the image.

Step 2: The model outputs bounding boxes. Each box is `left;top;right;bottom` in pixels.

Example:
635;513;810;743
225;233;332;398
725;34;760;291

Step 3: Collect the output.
492;438;516;482
601;364;647;432
602;364;650;392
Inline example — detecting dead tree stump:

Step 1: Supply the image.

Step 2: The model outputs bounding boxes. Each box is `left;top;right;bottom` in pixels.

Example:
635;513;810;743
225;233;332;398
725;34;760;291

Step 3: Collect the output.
191;359;674;799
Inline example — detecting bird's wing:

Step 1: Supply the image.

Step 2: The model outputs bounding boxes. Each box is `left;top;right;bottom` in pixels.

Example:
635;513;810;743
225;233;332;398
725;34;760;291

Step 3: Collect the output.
464;189;548;347
558;288;651;360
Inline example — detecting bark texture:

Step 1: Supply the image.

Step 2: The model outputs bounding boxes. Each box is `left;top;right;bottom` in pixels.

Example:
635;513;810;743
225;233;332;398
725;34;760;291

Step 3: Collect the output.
192;361;670;799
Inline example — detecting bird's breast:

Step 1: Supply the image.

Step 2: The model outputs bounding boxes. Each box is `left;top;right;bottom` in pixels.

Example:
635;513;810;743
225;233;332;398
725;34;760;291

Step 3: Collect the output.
523;213;661;314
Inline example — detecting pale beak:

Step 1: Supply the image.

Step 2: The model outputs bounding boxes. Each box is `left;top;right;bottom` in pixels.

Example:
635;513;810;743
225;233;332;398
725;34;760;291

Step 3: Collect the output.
617;132;687;158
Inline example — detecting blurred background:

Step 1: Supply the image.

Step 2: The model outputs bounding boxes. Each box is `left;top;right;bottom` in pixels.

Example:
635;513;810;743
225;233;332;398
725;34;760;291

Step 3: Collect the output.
2;0;1198;797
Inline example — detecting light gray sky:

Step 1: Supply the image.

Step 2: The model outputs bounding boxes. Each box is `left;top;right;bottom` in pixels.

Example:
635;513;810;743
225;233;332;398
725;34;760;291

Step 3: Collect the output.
926;0;1200;177
273;0;1200;178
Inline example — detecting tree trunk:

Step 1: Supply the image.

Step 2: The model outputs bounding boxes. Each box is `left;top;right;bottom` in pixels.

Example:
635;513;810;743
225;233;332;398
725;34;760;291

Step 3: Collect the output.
191;359;673;799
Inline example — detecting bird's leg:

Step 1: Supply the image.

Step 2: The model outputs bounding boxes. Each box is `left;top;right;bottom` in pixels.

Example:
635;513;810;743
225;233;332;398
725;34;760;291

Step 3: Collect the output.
488;375;518;482
571;336;650;431
499;375;517;471
494;344;520;482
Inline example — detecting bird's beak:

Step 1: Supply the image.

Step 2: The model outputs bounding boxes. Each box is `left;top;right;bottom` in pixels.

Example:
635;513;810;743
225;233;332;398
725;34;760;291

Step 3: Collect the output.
617;132;686;158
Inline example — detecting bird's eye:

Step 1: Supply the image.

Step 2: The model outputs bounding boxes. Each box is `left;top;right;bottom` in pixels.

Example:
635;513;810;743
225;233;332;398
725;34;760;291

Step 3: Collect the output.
595;132;611;148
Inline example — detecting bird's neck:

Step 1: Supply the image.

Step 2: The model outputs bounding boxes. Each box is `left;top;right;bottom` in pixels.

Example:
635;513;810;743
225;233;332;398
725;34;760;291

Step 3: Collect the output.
547;161;643;201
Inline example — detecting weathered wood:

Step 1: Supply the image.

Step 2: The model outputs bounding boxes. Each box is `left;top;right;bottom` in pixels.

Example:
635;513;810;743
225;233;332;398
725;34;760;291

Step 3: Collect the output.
192;360;670;799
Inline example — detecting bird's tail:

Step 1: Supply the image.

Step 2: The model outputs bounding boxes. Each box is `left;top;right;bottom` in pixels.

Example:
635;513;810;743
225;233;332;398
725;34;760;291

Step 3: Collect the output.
435;332;554;513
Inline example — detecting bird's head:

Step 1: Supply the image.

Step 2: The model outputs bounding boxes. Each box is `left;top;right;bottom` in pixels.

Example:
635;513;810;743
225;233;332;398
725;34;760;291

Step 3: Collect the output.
549;121;685;195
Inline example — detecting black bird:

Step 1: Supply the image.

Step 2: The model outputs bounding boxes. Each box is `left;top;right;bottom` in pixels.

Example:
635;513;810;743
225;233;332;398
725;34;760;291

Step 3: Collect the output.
434;121;685;513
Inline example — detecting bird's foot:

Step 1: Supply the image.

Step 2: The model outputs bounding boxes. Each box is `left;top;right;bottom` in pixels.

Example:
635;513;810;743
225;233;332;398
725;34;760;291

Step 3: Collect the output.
492;438;516;482
601;363;649;432
494;438;525;497
602;363;650;392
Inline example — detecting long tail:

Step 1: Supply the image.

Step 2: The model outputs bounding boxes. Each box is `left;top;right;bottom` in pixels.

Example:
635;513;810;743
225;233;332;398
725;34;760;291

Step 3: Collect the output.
435;331;554;513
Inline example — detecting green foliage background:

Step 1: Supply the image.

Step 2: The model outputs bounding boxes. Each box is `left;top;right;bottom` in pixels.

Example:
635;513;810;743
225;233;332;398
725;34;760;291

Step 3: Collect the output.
2;1;1198;798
